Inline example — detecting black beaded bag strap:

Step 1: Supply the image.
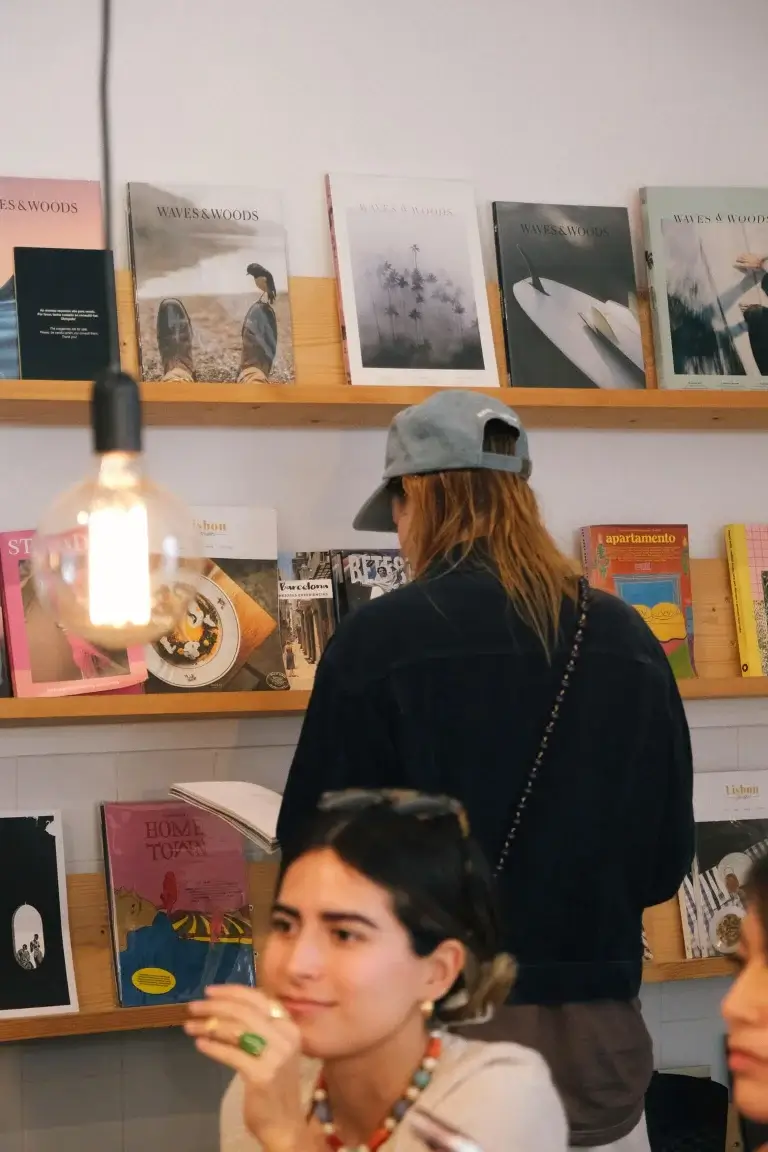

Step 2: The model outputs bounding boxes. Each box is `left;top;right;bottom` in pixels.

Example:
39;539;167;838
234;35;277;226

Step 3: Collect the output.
495;576;590;877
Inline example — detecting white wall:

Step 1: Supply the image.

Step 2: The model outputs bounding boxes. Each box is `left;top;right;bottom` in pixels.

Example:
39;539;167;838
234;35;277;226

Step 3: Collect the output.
2;0;768;1145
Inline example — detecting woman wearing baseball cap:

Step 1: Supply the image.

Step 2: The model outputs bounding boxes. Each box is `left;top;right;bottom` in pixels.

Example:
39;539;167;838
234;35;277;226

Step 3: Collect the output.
277;390;694;1152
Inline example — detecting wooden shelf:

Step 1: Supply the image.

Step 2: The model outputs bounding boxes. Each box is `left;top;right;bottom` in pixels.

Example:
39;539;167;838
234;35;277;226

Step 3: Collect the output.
0;860;733;1044
0;556;763;726
0;862;280;1044
0;272;766;430
0;691;309;727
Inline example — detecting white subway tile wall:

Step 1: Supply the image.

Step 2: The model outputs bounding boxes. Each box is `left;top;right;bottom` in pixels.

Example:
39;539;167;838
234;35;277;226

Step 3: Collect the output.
0;700;755;1147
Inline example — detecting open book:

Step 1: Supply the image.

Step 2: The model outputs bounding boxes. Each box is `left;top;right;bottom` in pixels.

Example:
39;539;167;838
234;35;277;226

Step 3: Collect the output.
168;781;282;854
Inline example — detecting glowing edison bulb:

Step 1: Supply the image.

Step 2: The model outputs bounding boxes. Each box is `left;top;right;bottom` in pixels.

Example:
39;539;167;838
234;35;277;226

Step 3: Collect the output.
32;452;202;650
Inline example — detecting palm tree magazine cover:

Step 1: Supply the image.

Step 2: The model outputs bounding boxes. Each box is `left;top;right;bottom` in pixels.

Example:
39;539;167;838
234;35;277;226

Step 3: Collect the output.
326;173;498;388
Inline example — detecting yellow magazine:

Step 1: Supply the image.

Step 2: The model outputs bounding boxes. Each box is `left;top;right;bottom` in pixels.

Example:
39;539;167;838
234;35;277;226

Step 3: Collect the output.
725;524;768;677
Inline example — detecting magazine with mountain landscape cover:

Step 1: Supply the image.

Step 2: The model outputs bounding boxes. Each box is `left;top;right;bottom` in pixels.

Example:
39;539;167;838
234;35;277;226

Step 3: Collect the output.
0;177;103;381
127;183;293;384
493;201;644;390
102;800;254;1007
326;173;498;388
641;186;768;390
580;524;696;679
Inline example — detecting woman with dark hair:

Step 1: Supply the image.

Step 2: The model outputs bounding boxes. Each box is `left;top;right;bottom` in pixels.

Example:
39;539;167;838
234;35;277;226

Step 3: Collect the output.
186;791;568;1152
276;390;694;1150
722;852;768;1131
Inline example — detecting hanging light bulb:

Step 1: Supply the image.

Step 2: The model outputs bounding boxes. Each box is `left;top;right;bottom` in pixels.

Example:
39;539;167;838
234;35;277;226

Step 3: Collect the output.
33;372;202;649
31;0;201;649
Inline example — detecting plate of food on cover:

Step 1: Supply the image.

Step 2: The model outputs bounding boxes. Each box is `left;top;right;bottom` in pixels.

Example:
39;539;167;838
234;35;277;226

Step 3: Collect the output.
709;905;746;955
146;574;240;687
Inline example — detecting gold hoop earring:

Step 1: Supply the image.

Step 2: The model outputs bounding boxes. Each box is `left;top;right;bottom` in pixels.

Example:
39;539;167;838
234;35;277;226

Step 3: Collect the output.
420;999;434;1018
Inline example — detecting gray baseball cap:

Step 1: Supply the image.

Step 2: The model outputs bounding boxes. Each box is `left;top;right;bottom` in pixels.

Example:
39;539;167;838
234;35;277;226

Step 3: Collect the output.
353;390;532;533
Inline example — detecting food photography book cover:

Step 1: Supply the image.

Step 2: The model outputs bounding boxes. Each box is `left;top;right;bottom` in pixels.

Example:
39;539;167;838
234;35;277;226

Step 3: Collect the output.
102;800;254;1008
278;551;335;691
493;201;644;390
0;530;147;698
642;186;768;390
0;176;103;381
327;173;498;388
128;183;293;384
581;524;696;679
679;771;768;959
0;811;78;1019
144;506;288;693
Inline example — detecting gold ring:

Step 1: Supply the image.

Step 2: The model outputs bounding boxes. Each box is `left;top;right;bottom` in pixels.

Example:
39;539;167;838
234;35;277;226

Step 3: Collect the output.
268;1000;288;1020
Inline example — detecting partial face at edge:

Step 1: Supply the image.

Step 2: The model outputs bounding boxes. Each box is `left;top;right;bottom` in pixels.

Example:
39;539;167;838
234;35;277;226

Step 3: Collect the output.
722;906;768;1122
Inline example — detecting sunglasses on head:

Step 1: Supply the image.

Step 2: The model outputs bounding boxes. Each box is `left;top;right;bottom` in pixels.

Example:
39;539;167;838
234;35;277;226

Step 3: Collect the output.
317;788;469;838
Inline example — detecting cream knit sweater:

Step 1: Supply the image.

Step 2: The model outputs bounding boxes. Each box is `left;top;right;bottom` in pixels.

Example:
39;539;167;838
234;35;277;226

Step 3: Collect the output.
220;1032;568;1152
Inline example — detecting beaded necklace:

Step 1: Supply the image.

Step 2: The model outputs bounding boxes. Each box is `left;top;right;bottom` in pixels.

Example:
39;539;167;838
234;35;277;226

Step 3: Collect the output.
311;1032;442;1152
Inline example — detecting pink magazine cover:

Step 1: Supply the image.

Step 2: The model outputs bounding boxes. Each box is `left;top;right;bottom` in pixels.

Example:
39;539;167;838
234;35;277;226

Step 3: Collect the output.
0;530;146;698
102;800;254;1006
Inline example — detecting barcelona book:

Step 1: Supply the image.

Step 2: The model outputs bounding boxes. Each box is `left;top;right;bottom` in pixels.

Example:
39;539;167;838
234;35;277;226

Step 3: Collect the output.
101;800;255;1008
144;507;289;693
493;201;644;390
0;530;147;698
725;524;768;677
127;183;293;384
678;771;768;959
0;811;78;1019
326;173;498;388
0;176;103;381
580;525;696;679
332;550;409;619
641;186;768;390
14;247;116;380
278;551;335;690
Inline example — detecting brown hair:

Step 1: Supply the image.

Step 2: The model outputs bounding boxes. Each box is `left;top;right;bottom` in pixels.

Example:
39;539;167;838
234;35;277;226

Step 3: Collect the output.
395;422;579;654
747;854;768;947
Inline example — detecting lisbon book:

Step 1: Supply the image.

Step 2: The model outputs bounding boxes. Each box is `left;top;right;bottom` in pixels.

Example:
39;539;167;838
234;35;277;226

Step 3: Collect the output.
580;524;696;679
493;201;644;390
127;183;293;384
0;177;103;381
641;186;768;390
326;173;498;388
0;811;78;1019
101;800;255;1008
331;550;409;619
678;771;768;959
0;530;147;698
278;551;335;690
144;506;288;693
725;523;768;677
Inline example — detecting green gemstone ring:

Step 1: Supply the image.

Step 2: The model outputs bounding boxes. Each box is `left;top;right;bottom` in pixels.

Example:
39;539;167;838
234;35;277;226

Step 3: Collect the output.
238;1032;267;1057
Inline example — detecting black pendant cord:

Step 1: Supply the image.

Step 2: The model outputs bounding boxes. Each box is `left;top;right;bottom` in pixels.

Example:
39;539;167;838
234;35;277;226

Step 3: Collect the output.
91;0;143;456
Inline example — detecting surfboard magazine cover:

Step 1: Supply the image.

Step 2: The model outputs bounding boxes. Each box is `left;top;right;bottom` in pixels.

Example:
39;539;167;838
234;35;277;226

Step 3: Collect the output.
493;201;644;390
641;186;768;390
580;524;696;680
101;799;255;1008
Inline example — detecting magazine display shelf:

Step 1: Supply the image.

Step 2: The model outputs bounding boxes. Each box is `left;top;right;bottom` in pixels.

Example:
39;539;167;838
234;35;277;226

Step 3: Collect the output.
0;272;767;430
0;557;763;726
0;860;735;1044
